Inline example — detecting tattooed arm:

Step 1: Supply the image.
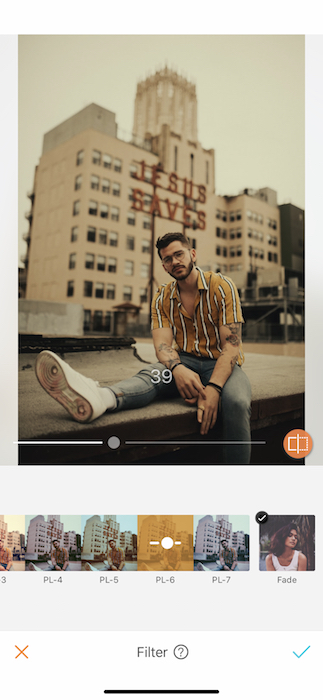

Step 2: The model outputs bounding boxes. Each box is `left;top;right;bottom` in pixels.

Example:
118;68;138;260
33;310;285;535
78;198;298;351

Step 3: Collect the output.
195;323;242;435
152;327;181;370
152;328;206;401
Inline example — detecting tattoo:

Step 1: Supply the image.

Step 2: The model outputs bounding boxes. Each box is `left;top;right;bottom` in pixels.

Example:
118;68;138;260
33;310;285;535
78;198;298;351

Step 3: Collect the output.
158;342;176;355
230;355;239;369
165;359;180;370
157;342;179;370
224;322;241;347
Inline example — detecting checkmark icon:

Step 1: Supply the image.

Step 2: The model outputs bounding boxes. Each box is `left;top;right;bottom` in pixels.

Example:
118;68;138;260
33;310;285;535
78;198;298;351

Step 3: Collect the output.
293;646;310;658
258;515;266;522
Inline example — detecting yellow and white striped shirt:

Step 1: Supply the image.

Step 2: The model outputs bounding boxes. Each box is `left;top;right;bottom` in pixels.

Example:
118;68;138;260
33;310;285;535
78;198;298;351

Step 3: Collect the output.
151;267;244;364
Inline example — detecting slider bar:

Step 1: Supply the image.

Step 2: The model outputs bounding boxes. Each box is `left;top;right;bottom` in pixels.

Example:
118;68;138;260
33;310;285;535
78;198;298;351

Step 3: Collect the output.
104;692;219;695
125;440;265;445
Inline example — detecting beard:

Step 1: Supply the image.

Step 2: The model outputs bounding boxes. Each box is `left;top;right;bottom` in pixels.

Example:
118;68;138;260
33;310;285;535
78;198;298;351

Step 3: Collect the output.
168;257;195;281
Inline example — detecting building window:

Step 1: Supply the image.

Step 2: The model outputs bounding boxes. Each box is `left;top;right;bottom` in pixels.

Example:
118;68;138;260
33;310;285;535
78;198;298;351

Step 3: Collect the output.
236;210;242;220
108;257;117;273
100;203;109;219
109;231;118;247
87;226;96;242
143;215;151;230
93;310;103;330
107;283;115;299
124;260;134;276
91;174;99;190
111;207;119;221
230;230;235;239
85;253;94;269
126;236;135;251
248;229;252;238
71;226;78;242
140;287;148;303
123;285;132;301
75;174;82;190
67;281;74;297
130;164;137;178
144;193;152;207
216;210;221;220
272;236;277;246
98;229;107;245
247;210;252;219
127;211;136;226
76;150;84;166
237;246;242;257
236;229;242;238
141;263;149;278
92;149;101;165
259;249;264;259
83;310;91;331
223;247;227;257
142;238;150;254
97;255;106;271
102;178;110;193
128;188;134;201
95;283;104;299
144;167;152;183
216;246;221;256
112;182;121;196
103;154;112;169
230;264;235;272
216;227;221;238
114;158;122;172
230;247;235;257
69;253;76;269
84;281;93;297
222;229;227;239
174;145;178;172
73;200;80;216
230;212;235;222
105;311;112;332
88;200;97;216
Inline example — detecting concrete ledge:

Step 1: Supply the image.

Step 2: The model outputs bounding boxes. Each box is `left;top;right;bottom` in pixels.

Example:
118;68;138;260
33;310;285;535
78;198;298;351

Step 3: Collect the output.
18;346;304;465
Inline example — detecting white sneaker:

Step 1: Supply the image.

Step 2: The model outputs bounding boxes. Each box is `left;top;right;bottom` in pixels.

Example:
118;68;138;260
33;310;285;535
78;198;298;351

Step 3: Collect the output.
35;350;108;423
28;563;36;571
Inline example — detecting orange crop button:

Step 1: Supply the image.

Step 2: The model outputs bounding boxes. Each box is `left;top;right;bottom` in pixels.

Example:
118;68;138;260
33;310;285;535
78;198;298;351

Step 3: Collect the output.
283;429;313;459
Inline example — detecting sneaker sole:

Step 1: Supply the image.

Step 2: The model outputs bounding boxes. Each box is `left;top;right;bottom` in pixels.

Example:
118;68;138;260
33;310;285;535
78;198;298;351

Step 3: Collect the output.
35;351;93;423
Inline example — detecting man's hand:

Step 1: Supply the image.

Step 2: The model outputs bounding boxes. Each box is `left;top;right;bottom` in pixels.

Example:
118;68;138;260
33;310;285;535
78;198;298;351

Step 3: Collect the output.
196;386;220;435
172;364;207;401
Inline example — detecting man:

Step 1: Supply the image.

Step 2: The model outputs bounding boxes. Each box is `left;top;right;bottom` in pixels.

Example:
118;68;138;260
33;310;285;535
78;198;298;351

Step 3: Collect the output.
85;539;126;571
196;539;238;571
35;233;251;464
0;539;13;571
28;539;70;571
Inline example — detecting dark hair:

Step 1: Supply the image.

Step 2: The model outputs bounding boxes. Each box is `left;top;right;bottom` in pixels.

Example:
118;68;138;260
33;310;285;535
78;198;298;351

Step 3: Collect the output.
221;539;228;545
52;539;59;545
269;523;299;557
156;232;191;259
108;539;116;545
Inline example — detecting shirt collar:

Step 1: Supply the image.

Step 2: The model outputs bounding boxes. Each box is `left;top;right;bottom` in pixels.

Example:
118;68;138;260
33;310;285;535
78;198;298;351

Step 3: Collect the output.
172;267;207;303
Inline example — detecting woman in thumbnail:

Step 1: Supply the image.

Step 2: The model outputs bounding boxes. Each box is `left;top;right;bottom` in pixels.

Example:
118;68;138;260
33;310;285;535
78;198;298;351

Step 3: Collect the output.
265;523;307;571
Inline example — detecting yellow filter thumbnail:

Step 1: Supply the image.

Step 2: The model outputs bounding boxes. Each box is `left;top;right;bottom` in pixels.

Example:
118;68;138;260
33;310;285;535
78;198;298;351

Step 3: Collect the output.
137;515;194;571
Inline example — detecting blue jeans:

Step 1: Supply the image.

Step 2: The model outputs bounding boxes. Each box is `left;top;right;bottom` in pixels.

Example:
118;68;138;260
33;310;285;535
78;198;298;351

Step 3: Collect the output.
216;564;239;572
109;352;251;464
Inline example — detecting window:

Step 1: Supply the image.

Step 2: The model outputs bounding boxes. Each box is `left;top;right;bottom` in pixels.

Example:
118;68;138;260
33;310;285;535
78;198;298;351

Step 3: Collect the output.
123;285;132;301
130;164;137;178
230;212;235;222
97;255;106;271
140;287;148;303
90;174;99;190
236;246;242;257
144;167;152;183
272;236;277;246
87;227;96;242
259;249;264;259
67;281;74;297
268;251;272;261
230;247;235;257
272;220;277;230
98;229;107;245
93;310;103;330
71;226;78;242
222;229;227;239
141;263;149;278
230;230;235;239
111;207;119;221
88;200;97;216
254;248;259;258
100;203;109;219
124;260;134;276
84;281;93;297
102;178;110;193
103;154;112;169
216;210;221;220
83;310;91;331
128;188;134;201
236;210;242;220
114;158;122;172
107;283;115;299
108;257;117;273
223;247;227;257
216;227;221;237
112;182;121;196
248;229;252;238
248;246;253;257
258;231;263;241
127;211;136;226
92;149;101;165
126;235;135;250
75;174;82;190
105;311;112;332
247;210;252;219
216;246;221;256
141;239;150;254
144;193;152;207
69;253;76;269
95;283;104;299
109;231;118;247
236;229;242;238
230;264;235;272
273;253;278;262
73;200;80;216
76;150;84;166
143;215;151;230
85;253;94;269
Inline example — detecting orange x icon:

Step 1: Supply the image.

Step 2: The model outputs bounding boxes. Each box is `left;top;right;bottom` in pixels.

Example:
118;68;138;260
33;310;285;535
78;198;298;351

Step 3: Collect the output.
15;645;29;659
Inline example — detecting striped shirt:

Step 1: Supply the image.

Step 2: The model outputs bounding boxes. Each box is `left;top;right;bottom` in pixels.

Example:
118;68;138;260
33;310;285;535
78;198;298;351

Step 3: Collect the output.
220;548;237;568
107;547;124;569
151;267;244;364
52;547;69;567
0;547;12;566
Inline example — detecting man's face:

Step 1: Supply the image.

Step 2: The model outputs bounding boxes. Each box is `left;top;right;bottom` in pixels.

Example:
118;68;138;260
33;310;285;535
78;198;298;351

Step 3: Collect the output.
160;241;197;281
109;541;116;550
53;541;60;550
222;541;228;550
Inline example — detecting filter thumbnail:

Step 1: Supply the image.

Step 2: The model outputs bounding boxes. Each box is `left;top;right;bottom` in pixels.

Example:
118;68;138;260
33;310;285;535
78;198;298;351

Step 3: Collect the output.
137;515;194;571
194;515;250;571
25;515;82;571
81;515;137;571
259;515;315;571
0;515;25;572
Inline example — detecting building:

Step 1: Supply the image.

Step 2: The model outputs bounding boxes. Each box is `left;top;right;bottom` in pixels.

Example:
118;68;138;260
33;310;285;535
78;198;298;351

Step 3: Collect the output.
279;202;304;284
63;530;78;552
7;531;22;555
26;515;64;559
22;66;299;340
231;531;246;554
0;515;8;543
194;515;233;560
82;514;120;559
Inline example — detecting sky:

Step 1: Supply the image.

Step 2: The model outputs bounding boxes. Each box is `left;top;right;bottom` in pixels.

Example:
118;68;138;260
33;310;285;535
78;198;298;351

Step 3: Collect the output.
194;515;250;535
81;515;137;537
4;514;25;533
25;515;81;533
18;34;304;265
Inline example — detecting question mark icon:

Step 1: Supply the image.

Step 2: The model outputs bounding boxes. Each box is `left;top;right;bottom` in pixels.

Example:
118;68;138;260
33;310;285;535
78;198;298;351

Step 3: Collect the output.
174;644;189;659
